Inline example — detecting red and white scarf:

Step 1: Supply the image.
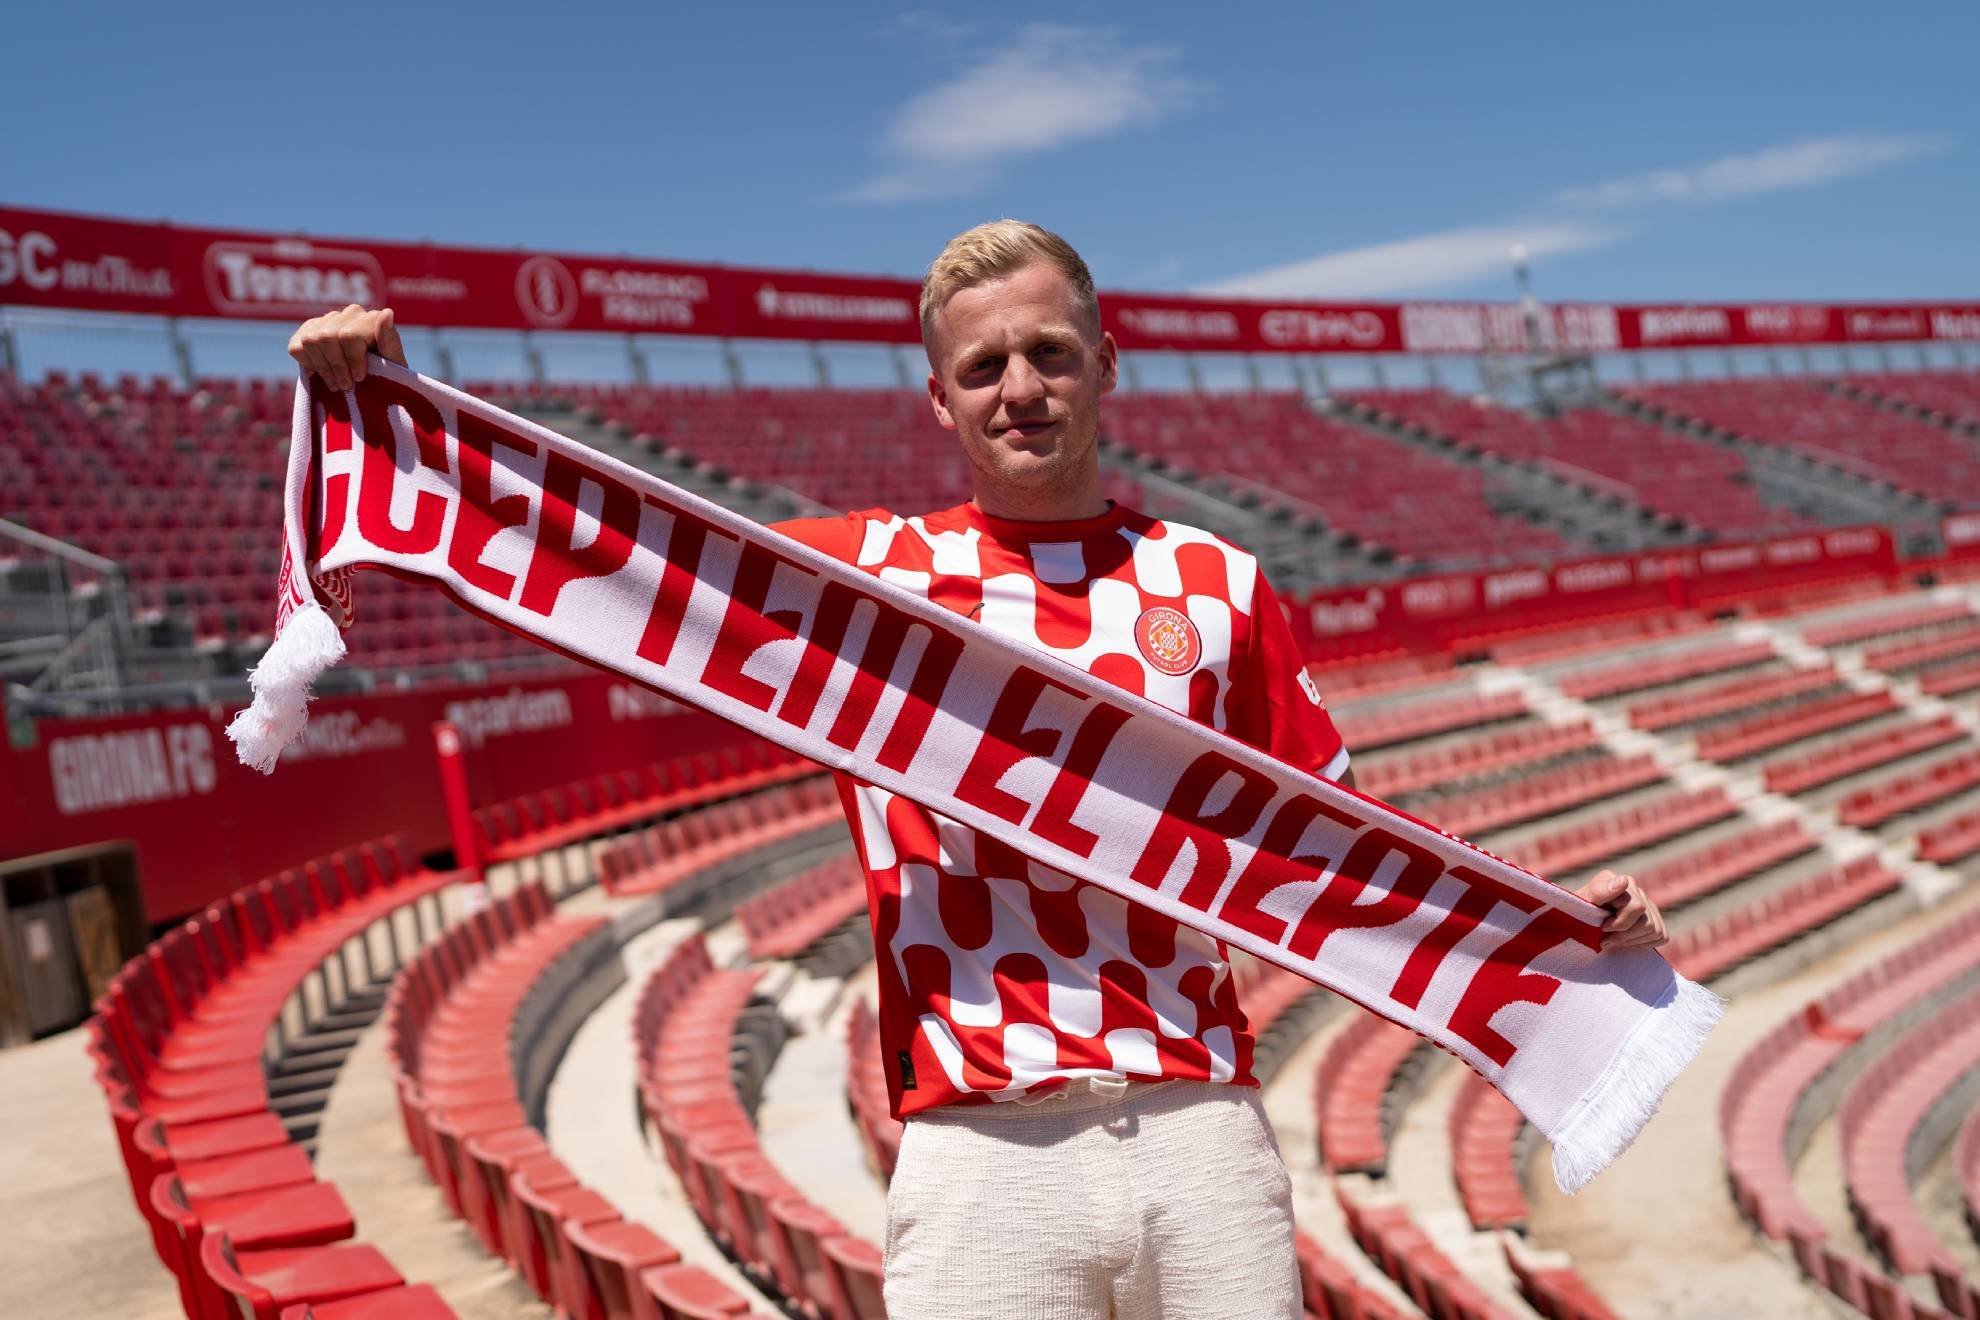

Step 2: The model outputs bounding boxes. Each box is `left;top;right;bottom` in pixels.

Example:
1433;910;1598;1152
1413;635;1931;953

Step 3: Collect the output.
230;361;1719;1192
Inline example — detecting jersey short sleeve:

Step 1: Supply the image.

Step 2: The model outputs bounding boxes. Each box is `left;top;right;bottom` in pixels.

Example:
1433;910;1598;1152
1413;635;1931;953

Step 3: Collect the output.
1223;566;1349;782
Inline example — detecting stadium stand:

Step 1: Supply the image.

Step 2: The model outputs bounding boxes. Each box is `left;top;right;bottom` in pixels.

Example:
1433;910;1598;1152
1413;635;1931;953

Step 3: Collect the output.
87;834;459;1316
1667;856;1903;982
472;742;817;877
1837;984;1980;1293
597;776;842;899
1343;387;1805;536
1097;391;1575;569
1721;900;1980;1318
1314;1012;1423;1176
1839;371;1980;430
635;933;879;1319
1621;377;1980;508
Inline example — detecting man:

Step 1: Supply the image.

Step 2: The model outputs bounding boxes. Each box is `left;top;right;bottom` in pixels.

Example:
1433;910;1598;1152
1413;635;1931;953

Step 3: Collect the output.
290;220;1668;1318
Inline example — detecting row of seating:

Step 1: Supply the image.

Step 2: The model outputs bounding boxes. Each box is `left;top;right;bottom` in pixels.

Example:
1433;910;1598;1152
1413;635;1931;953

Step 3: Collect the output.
736;855;867;963
1484;611;1707;667
1634;819;1817;911
1314;1011;1423;1175
1798;598;1974;648
1920;657;1980;697
842;1000;900;1183
1918;807;1980;864
1861;620;1980;675
382;881;717;1317
1693;688;1900;762
1842;371;1980;430
1721;898;1980;1238
87;835;459;1318
1499;1237;1624;1320
1556;638;1775;700
1762;715;1964;794
1448;1073;1524;1231
471;740;814;867
635;934;883;1319
1292;1233;1411;1320
1101;392;1572;569
1306;652;1457;703
1669;856;1902;983
1836;747;1980;828
1624;377;1980;506
598;777;843;898
1837;984;1980;1295
1334;690;1529;752
1347;387;1797;536
1418;752;1662;841
1624;664;1838;731
1355;719;1594;800
1502;785;1735;877
1335;1186;1513;1320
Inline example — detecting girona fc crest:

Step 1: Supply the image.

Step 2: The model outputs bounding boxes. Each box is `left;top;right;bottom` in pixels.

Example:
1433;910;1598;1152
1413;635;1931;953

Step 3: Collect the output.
1135;606;1202;676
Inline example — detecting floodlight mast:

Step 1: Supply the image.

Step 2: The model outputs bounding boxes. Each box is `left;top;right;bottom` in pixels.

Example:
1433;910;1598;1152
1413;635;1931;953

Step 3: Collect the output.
1484;241;1599;415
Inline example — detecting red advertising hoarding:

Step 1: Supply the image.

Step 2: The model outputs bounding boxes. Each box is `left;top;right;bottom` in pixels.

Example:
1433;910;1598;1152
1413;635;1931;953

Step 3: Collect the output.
0;668;762;924
5;204;1973;353
1294;525;1898;661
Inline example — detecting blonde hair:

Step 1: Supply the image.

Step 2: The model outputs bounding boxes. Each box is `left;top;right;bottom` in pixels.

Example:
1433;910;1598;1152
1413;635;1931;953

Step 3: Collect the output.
919;220;1100;342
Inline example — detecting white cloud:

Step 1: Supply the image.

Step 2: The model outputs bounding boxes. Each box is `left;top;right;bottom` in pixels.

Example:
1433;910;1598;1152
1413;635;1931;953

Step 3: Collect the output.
1198;222;1619;299
1205;130;1951;298
843;25;1202;204
1553;132;1953;209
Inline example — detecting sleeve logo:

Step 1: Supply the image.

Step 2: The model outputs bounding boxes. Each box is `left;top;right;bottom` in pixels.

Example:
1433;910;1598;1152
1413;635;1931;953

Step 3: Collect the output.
1135;605;1203;676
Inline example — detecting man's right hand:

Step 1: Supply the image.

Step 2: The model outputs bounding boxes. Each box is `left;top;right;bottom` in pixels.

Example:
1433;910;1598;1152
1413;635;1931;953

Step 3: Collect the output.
288;304;408;391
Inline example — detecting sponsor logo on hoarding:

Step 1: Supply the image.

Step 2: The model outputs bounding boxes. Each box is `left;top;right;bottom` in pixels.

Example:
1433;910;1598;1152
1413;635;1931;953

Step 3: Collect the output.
1400;577;1478;618
1116;306;1241;342
1931;310;1980;341
1554;304;1622;352
516;256;579;328
580;267;708;328
1259;308;1387;349
1846;309;1926;340
0;227;175;301
277;710;408;761
1638;306;1732;345
1764;536;1820;566
49;723;216;815
1742;305;1832;341
1483;568;1549;608
1823;528;1881;557
753;284;912;325
1555;559;1632;593
1700;544;1762;573
206;240;380;314
442;687;574;748
1309;588;1385;635
607;684;685;721
1945;515;1980;549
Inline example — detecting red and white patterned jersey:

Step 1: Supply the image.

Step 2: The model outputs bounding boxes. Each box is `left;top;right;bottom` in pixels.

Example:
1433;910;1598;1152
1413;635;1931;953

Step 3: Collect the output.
776;500;1348;1119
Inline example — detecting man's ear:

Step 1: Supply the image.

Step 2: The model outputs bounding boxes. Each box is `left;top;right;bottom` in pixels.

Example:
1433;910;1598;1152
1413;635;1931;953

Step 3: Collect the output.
1097;330;1119;397
927;370;957;431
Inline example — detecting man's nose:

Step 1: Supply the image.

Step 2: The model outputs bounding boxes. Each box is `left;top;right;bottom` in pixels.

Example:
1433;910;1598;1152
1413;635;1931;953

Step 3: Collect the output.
1002;355;1045;406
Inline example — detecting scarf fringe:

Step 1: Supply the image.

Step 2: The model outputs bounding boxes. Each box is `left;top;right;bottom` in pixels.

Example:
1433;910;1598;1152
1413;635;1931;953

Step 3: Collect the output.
225;603;347;774
1548;973;1724;1193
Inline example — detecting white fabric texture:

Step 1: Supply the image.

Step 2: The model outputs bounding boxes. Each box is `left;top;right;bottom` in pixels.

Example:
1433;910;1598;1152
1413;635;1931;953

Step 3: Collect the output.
884;1079;1301;1319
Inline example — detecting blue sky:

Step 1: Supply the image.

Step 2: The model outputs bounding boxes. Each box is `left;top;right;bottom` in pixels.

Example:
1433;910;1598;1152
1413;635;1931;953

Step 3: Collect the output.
5;2;1976;304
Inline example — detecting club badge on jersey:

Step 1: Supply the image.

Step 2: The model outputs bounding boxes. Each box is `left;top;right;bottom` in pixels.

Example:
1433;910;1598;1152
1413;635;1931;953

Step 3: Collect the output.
1135;605;1203;676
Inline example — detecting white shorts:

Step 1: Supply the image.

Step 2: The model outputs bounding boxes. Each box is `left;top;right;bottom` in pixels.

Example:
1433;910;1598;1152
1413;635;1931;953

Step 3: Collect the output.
882;1078;1301;1320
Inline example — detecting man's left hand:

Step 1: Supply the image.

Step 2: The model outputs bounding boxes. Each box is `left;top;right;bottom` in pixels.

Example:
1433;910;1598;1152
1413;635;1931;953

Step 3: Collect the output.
1578;869;1668;950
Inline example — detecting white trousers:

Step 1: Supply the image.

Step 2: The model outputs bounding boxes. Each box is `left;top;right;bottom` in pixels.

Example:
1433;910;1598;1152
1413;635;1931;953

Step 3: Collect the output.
882;1078;1302;1319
